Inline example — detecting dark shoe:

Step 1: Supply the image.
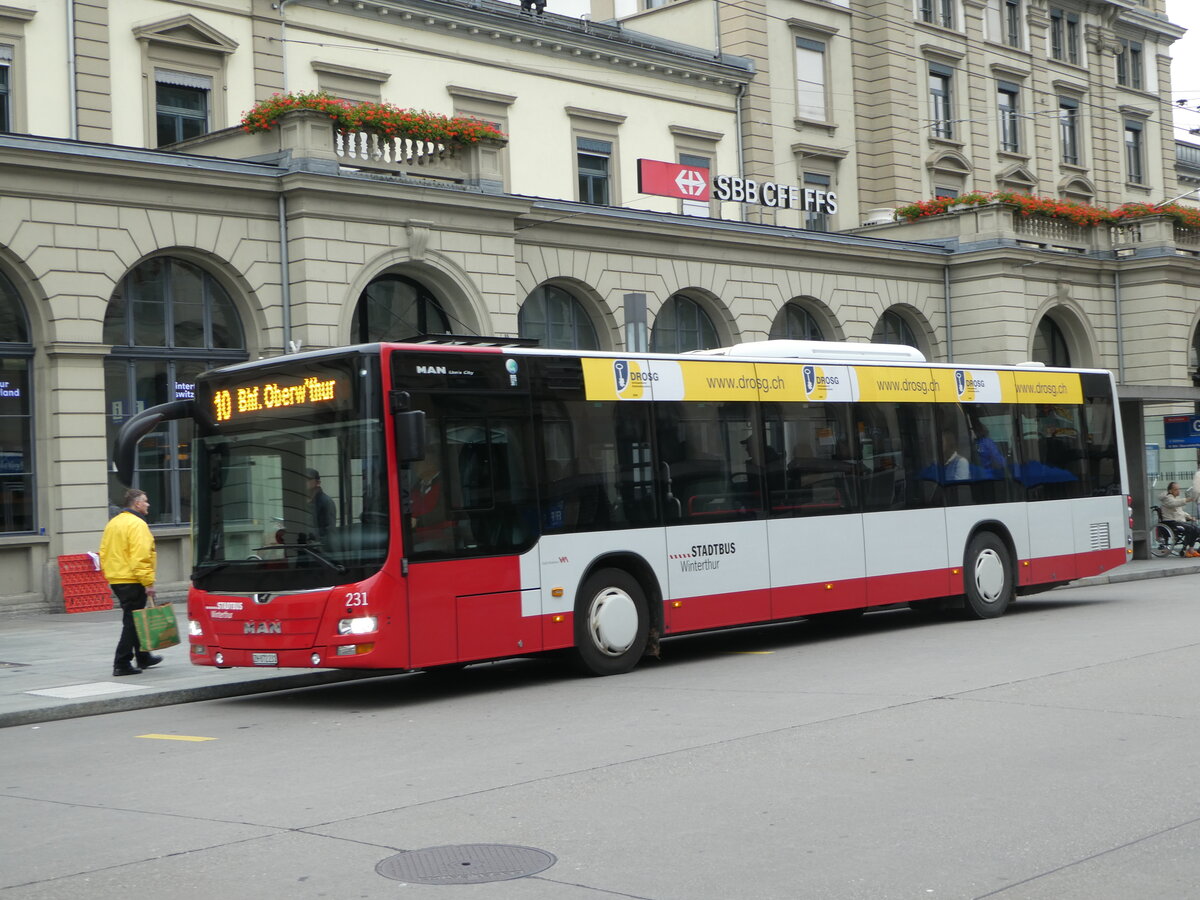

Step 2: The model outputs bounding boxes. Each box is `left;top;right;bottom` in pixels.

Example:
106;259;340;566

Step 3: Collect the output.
113;665;143;676
137;654;163;669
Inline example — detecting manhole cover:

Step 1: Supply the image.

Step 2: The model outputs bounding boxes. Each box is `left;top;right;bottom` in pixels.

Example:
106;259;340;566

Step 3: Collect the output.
376;843;556;884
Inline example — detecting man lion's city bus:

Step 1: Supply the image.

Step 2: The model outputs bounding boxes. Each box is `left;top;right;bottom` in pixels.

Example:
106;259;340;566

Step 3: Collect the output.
114;339;1130;677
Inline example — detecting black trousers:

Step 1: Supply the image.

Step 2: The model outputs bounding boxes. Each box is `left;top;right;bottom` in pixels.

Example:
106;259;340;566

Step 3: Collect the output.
112;583;152;668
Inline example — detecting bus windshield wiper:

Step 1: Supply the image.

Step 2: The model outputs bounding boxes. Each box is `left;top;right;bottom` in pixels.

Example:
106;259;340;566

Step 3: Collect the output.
255;543;347;574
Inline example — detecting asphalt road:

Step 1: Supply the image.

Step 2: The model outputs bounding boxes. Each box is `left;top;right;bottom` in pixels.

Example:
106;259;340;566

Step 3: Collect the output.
4;576;1200;900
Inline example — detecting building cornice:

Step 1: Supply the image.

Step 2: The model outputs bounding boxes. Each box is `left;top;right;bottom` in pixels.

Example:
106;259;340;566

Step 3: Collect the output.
284;0;754;91
310;61;391;84
0;5;35;24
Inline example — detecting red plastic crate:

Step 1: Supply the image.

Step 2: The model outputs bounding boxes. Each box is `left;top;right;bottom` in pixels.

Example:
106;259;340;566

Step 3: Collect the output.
58;554;114;614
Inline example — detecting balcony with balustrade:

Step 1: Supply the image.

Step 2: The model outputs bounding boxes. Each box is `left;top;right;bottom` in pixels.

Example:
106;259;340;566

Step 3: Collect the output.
169;108;507;192
855;200;1200;260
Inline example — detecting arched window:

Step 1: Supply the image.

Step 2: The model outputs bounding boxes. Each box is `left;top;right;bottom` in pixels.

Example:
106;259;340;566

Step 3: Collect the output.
518;284;599;350
104;257;247;524
770;302;825;341
1192;324;1200;387
871;309;919;349
650;294;719;354
1032;315;1070;367
0;271;34;533
351;274;451;342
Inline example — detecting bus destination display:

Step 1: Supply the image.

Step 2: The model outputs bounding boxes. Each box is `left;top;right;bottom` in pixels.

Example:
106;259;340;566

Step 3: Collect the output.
209;372;348;423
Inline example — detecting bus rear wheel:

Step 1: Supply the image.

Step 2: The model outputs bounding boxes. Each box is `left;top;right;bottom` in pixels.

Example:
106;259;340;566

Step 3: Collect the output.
572;568;649;676
962;532;1012;619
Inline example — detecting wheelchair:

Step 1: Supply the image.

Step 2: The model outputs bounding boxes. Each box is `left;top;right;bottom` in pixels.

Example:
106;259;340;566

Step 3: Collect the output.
1149;505;1197;558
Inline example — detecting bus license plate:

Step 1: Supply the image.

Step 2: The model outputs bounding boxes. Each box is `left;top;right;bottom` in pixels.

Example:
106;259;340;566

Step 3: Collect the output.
252;652;277;666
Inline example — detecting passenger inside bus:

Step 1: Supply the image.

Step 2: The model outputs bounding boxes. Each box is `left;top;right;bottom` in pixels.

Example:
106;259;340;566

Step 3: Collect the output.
742;434;785;494
940;429;970;482
305;468;336;544
970;417;1007;477
408;452;452;551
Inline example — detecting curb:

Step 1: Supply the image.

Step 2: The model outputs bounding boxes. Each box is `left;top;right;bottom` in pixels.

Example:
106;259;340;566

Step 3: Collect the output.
0;669;387;729
1069;561;1200;588
8;562;1200;729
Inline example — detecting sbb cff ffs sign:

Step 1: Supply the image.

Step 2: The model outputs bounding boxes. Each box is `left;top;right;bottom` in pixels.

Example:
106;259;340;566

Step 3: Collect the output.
637;159;710;201
713;175;838;213
636;159;837;213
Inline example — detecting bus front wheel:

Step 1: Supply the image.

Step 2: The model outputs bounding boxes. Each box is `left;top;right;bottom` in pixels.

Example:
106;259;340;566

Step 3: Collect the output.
572;568;649;676
962;532;1013;619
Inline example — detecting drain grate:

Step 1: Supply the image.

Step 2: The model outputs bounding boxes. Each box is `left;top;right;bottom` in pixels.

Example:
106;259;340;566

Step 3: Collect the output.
376;843;556;885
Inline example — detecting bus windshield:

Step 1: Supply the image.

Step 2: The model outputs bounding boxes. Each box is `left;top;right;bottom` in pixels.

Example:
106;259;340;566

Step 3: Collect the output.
191;354;389;593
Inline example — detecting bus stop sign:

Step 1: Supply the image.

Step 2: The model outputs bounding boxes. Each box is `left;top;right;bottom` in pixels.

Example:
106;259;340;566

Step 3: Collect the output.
1163;414;1200;447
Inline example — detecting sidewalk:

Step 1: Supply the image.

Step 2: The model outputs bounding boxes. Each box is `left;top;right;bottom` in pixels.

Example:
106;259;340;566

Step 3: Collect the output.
1;558;1198;729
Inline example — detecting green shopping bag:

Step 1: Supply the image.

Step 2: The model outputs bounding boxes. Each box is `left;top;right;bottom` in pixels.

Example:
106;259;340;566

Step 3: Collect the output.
132;599;180;651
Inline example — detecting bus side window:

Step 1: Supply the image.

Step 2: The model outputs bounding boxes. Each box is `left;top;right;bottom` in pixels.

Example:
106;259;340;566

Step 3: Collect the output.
855;403;938;511
770;402;857;516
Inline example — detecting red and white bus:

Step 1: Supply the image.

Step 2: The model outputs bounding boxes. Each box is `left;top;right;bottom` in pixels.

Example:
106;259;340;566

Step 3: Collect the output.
115;338;1130;676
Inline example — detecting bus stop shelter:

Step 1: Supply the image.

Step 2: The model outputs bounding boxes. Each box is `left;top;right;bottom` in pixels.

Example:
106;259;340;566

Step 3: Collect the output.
1120;385;1200;558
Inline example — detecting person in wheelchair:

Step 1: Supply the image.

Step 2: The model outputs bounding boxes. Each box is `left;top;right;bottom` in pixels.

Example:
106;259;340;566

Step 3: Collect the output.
1158;482;1200;557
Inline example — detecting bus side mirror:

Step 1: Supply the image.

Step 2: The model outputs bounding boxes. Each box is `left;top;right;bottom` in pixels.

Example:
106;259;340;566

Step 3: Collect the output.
394;410;426;462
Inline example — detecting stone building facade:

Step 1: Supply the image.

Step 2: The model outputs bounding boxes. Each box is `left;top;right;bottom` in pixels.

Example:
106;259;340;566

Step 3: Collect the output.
0;0;1197;612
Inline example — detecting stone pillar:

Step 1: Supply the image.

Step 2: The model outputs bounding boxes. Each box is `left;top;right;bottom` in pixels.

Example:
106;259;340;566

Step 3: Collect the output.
718;0;773;223
74;0;112;142
252;0;285;101
41;342;113;610
850;0;924;210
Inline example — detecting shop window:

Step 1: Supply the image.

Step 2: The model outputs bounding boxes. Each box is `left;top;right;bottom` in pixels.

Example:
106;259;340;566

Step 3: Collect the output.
352;274;452;341
104;257;246;523
770;302;825;341
0;270;33;533
872;309;920;350
1032;316;1070;367
650;294;719;354
519;284;599;350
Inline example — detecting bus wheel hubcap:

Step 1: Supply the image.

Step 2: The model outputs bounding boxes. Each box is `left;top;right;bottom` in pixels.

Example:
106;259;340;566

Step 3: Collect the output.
589;588;638;656
974;549;1005;603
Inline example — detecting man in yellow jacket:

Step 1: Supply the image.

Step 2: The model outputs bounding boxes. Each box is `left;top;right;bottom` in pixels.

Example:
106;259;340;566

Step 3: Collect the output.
100;488;163;676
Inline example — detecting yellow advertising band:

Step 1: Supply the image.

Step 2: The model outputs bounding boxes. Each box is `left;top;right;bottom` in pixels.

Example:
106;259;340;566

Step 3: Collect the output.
581;358;1083;405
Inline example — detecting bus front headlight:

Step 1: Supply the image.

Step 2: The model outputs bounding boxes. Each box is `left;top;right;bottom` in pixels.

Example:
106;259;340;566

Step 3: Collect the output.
337;616;377;636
